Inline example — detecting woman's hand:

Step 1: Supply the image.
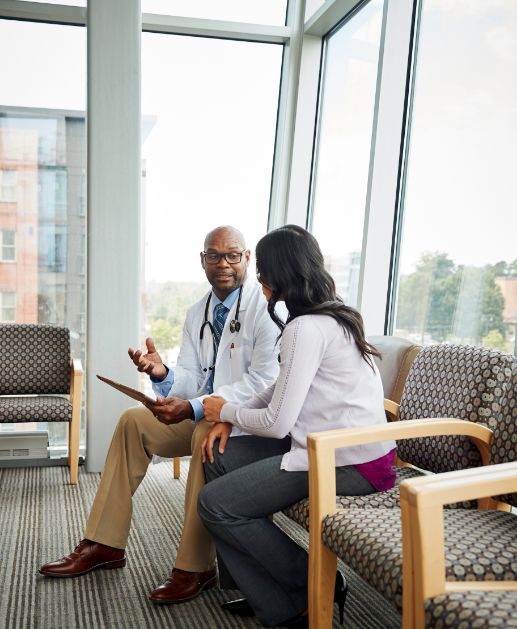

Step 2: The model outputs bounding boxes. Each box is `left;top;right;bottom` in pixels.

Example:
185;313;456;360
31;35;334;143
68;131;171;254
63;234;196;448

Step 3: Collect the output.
201;423;232;464
203;395;226;422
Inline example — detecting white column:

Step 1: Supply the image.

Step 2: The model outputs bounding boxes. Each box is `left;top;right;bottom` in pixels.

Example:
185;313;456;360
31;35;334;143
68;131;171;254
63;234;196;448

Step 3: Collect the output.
87;0;141;471
284;33;322;227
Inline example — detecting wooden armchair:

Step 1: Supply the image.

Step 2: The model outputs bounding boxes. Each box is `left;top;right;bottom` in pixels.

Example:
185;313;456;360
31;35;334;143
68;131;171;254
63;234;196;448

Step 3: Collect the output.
401;462;517;628
0;324;83;484
306;344;517;628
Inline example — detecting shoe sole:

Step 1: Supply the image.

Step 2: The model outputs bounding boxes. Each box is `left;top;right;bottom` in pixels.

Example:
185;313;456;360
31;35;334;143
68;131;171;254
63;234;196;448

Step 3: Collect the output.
39;558;126;578
223;607;255;618
148;575;218;605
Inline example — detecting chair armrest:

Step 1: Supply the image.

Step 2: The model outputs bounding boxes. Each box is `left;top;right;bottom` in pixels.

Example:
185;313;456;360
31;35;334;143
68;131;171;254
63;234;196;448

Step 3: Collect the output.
400;461;517;510
400;462;517;605
71;358;83;376
70;359;83;398
307;418;493;538
384;398;400;421
308;418;492;459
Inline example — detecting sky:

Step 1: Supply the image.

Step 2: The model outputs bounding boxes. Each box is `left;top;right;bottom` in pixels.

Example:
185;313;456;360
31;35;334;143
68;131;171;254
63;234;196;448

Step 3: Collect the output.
398;0;517;273
311;0;383;265
0;0;516;286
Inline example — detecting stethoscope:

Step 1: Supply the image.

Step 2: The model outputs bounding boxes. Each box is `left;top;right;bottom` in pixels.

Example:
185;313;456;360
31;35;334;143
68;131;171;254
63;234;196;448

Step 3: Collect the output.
199;286;242;376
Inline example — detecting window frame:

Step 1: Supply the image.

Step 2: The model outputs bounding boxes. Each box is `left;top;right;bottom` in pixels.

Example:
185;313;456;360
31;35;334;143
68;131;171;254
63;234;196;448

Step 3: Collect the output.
0;168;17;202
0;290;16;322
0;229;16;262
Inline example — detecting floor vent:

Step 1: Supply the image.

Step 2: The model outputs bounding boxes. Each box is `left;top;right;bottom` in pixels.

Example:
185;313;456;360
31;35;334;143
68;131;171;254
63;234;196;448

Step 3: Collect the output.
0;432;48;460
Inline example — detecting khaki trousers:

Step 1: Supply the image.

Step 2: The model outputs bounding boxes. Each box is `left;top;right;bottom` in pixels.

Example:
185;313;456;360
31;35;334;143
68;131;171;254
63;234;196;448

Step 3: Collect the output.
84;406;215;572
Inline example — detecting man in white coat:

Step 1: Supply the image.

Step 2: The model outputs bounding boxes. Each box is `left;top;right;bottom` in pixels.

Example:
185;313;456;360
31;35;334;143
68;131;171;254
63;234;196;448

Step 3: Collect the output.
39;226;284;604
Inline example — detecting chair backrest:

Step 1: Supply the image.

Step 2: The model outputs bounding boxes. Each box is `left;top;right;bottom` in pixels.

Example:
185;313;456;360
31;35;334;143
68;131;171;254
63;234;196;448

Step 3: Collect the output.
397;344;517;481
369;336;422;404
0;324;70;395
488;356;517;507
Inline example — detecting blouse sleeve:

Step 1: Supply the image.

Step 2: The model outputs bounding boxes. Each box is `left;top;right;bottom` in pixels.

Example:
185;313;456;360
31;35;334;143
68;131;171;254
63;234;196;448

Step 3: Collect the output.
236;382;276;410
220;317;326;438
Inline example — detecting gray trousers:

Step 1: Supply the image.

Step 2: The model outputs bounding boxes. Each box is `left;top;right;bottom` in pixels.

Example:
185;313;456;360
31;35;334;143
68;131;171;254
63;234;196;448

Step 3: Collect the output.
199;440;375;627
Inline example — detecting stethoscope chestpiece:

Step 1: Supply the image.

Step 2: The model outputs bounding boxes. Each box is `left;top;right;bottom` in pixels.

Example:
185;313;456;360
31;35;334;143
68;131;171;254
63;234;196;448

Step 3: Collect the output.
229;320;241;333
200;286;243;340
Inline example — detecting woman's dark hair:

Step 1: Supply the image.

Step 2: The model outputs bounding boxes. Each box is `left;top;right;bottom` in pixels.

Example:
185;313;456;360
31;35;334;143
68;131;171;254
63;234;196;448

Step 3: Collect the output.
255;224;380;369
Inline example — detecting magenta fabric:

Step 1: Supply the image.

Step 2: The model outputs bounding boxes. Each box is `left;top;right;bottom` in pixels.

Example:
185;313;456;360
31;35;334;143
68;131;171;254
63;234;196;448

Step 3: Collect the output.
354;448;396;491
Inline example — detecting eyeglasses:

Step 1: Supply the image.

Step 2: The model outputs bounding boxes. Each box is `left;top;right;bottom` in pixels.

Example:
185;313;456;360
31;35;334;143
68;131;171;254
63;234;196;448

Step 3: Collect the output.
202;250;247;265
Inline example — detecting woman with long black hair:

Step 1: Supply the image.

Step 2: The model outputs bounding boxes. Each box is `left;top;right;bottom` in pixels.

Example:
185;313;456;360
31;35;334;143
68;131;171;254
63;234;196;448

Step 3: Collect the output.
199;225;396;628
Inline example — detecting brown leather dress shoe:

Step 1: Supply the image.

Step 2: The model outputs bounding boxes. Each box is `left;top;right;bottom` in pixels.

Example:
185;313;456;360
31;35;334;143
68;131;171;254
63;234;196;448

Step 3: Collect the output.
39;539;126;577
148;567;218;604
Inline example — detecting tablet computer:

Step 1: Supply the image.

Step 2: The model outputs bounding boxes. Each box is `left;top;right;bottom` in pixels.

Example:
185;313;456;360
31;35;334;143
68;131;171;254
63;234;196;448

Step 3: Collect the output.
97;374;155;404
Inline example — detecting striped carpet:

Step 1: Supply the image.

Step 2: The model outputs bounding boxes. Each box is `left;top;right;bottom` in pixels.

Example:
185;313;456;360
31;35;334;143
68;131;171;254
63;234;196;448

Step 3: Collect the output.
0;461;401;629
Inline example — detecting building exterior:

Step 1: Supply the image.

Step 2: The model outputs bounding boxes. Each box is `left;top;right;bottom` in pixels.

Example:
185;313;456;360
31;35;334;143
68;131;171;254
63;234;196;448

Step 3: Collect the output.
496;276;517;325
0;107;86;450
0;108;86;358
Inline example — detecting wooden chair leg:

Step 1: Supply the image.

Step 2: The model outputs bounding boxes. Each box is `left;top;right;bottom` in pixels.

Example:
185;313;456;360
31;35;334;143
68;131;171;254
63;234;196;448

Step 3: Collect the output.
173;457;181;479
68;418;72;466
401;492;416;629
69;414;80;485
309;539;337;628
69;359;83;485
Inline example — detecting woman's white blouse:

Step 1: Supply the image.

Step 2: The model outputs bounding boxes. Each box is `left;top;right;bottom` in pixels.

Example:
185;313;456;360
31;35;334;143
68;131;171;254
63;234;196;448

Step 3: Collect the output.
220;314;396;471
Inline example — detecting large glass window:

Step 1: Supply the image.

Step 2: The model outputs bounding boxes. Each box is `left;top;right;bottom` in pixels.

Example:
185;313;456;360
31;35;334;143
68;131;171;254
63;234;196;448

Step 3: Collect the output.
9;0;85;5
13;0;287;22
0;19;86;455
142;1;287;24
141;34;282;373
309;0;384;308
393;1;517;354
305;0;326;21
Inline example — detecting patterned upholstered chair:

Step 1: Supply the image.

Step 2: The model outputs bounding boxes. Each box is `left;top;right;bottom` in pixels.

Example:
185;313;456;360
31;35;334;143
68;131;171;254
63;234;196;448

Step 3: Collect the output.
306;344;517;628
369;335;422;409
0;324;83;484
401;461;517;628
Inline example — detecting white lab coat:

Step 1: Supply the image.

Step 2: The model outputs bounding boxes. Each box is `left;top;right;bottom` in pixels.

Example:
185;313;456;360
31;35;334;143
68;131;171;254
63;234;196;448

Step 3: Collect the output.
168;275;281;435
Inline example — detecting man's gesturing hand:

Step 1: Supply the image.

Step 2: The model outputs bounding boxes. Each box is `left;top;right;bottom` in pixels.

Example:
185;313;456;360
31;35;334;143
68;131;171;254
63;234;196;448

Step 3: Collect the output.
144;396;193;425
201;423;232;464
128;337;167;381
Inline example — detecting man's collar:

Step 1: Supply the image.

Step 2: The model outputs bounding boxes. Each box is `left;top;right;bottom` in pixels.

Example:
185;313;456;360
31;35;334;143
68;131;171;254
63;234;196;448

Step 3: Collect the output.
210;286;241;310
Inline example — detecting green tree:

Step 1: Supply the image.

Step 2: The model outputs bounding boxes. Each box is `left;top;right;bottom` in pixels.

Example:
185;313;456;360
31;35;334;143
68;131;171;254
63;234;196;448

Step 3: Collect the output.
397;252;459;342
145;281;208;353
507;259;517;277
482;329;509;352
396;252;506;345
149;319;176;352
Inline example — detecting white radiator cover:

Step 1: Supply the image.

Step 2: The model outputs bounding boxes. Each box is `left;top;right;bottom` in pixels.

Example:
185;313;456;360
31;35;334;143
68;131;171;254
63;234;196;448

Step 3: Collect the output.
0;431;49;460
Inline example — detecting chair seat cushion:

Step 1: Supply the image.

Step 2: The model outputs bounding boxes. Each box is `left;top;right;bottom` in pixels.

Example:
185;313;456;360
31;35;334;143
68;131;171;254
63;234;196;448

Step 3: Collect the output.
284;466;424;530
321;509;517;612
424;590;517;628
0;396;72;423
